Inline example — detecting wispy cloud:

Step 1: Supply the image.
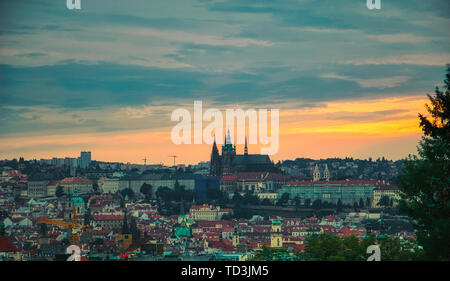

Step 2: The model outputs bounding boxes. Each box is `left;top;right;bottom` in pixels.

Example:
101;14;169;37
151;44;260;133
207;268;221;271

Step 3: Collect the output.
320;74;410;88
341;54;450;66
116;28;274;47
365;33;442;44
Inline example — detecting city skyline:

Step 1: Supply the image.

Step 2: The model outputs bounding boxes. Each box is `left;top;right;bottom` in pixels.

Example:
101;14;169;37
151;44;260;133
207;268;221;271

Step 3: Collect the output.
0;143;412;167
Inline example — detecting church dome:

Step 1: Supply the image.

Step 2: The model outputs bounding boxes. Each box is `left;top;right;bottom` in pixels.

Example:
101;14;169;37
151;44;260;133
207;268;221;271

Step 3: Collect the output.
175;226;191;238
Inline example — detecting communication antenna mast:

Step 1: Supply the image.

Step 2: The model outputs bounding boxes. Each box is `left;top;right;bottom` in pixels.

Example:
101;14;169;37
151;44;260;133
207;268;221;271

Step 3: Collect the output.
169;155;177;166
142;157;149;166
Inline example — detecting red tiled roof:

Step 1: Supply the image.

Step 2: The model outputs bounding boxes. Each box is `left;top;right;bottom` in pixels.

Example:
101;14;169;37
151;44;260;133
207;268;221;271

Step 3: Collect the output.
47;181;59;186
222;175;238;181
0;235;18;252
208;239;235;252
287;180;377;186
60;177;92;184
190;204;216;210
3;170;23;177
93;214;124;221
284;243;306;252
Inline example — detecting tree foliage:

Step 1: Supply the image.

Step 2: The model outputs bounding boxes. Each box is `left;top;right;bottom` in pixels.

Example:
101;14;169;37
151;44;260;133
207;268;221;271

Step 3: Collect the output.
304;234;421;261
140;183;153;201
55;185;64;198
249;234;422;261
397;65;450;260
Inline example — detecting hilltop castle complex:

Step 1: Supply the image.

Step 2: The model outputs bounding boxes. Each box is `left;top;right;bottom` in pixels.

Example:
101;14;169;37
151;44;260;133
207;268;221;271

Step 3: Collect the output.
209;130;276;177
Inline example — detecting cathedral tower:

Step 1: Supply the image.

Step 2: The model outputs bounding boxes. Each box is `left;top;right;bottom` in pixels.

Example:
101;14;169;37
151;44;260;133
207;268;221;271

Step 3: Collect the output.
221;129;236;175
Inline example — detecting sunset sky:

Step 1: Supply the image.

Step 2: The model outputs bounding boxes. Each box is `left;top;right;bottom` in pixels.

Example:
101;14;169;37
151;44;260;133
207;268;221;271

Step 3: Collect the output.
0;0;449;165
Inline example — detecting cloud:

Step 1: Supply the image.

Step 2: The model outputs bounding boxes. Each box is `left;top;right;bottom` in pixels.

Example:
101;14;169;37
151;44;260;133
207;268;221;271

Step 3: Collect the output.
365;34;442;44
341;53;450;66
115;28;274;47
320;74;410;88
14;52;48;57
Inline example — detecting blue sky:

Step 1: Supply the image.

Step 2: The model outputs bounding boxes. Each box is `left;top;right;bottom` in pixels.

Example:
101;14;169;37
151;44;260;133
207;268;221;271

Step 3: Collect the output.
0;0;449;163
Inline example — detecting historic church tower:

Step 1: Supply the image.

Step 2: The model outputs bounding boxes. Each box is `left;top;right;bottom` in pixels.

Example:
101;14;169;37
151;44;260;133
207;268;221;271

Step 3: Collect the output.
313;164;321;181
323;164;330;181
209;130;273;177
209;137;221;177
221;130;236;176
232;224;240;247
270;219;283;248
312;163;331;181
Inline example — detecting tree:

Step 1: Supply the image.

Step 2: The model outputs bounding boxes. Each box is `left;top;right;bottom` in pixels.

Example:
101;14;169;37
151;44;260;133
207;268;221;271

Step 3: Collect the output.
312;199;322;210
304;234;345;261
221;213;233;220
397;65;450;260
304;198;312;208
173;181;192;202
173;180;182;200
232;206;254;219
122;188;135;200
56;185;64;198
277;192;290;206
156;186;173;203
294;196;301;210
206;187;221;201
261;198;272;206
378;236;424;261
140;183;153;201
359;198;365;208
216;190;229;205
336;199;343;212
249;245;297;261
232;191;244;205
418;65;450;140
304;234;422;261
378;195;390;207
243;191;259;205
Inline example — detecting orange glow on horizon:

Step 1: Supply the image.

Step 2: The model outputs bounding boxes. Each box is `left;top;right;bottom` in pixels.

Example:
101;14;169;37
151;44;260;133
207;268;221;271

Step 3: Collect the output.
0;96;428;164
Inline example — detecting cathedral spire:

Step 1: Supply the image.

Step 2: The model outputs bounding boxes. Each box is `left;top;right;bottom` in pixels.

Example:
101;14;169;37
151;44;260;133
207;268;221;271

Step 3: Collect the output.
209;136;220;177
244;137;248;155
225;129;232;145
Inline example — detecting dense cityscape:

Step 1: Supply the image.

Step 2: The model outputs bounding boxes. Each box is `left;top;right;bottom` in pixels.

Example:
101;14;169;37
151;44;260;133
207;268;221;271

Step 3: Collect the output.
0;0;448;267
0;136;416;261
